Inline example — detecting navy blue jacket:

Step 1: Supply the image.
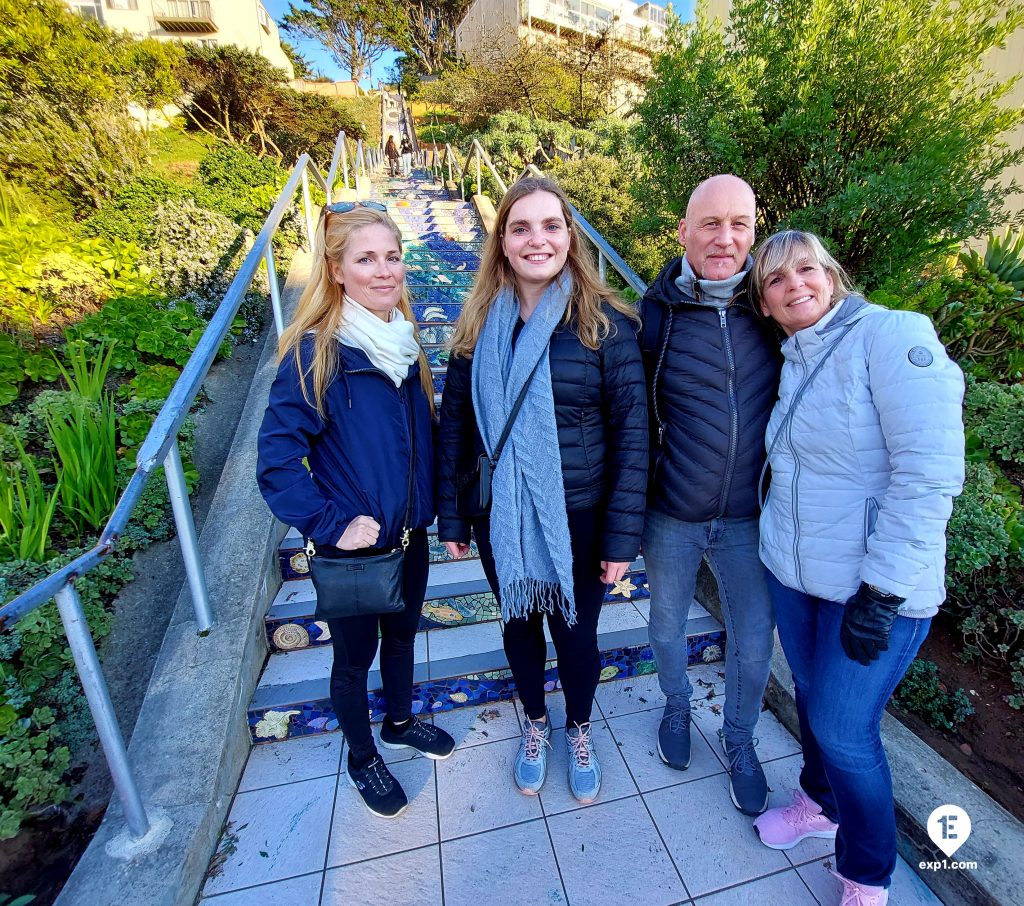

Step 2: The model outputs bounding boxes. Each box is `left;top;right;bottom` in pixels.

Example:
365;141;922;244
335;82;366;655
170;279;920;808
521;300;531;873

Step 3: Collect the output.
257;337;435;549
436;307;648;562
638;258;781;522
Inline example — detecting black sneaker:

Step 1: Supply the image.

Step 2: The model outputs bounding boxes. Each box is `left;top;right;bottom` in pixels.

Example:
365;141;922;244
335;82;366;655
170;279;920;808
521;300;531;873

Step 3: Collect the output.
379;717;456;760
657;701;692;770
347;754;408;818
720;731;769;816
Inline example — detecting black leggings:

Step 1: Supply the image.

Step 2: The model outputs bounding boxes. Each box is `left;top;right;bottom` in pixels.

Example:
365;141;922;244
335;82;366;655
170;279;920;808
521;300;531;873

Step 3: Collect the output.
475;509;605;726
325;529;429;764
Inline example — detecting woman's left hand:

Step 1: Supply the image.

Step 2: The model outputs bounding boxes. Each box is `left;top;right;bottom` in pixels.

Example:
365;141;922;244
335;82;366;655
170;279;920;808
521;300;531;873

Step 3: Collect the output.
600;561;629;585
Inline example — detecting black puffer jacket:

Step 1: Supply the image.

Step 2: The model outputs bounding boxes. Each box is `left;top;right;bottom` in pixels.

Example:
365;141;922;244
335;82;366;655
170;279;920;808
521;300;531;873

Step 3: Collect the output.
437;307;648;562
638;257;781;522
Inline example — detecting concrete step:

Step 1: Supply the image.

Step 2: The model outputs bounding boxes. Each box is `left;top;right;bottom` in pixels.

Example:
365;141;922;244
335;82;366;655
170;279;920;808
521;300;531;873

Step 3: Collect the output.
248;596;723;743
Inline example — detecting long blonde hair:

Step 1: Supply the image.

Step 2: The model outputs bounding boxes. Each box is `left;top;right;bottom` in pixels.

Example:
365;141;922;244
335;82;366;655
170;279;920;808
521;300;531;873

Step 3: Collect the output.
450;177;637;357
277;207;434;416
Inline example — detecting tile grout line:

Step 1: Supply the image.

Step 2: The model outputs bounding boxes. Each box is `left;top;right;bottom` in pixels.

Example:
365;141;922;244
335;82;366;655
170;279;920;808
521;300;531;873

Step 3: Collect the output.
435;758;446;906
602;709;695;903
317;738;345;906
201;869;325;902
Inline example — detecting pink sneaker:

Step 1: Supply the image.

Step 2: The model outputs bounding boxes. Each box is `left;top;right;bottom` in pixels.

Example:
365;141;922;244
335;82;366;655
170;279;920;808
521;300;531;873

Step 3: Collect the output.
752;788;838;850
831;869;889;905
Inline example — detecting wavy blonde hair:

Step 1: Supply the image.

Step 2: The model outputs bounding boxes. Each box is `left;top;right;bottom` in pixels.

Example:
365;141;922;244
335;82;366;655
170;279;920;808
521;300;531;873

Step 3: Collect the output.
450;177;637;357
277;207;434;416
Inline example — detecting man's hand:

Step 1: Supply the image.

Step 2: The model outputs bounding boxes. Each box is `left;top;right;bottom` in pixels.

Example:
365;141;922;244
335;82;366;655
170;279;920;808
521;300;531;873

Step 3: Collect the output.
600;561;629;585
444;541;471;560
840;583;906;666
336;516;381;550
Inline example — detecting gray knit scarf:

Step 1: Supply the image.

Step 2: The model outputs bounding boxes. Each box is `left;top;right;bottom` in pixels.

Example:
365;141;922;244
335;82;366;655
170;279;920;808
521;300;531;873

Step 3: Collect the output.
471;273;576;625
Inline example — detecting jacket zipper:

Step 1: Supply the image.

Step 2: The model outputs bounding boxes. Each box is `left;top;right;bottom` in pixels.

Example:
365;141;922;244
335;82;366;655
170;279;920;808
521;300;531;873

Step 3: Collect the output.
717;308;739;518
790;338;806;591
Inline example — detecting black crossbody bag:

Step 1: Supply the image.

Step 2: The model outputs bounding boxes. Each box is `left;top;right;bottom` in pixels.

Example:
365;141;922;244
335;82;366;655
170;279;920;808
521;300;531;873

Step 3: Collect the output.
305;396;417;619
456;352;545;519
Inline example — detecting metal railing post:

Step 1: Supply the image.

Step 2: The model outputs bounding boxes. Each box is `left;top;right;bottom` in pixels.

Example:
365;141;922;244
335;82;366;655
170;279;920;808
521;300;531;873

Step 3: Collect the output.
341;138;350;190
54;583;151;839
356;139;365;177
300;168;314;254
447;154;453;185
475;151;482;196
164;441;213;633
265;241;284;336
598;250;607;281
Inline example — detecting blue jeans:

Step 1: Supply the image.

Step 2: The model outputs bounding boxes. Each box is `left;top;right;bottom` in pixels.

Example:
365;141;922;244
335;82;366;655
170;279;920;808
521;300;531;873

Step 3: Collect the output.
766;571;930;889
643;511;775;747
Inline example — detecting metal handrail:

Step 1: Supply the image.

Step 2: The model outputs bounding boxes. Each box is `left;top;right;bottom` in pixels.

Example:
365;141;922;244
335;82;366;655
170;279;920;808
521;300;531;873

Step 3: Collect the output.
0;130;354;843
439;140;647;297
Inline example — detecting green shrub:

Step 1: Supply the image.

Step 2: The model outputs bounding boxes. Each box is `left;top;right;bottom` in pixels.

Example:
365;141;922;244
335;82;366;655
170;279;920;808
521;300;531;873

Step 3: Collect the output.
83;175;191;245
140;200;268;338
963;377;1024;464
893;659;975;731
0;437;60;562
195;147;288;233
0;335;59;406
0;547;134;839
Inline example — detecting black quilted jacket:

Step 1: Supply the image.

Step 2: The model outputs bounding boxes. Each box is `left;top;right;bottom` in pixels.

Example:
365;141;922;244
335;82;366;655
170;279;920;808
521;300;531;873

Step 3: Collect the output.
436;306;649;562
638;258;782;522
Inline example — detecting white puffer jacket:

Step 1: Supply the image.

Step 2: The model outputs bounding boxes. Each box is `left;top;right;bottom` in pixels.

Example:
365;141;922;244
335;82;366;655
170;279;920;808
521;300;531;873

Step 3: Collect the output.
759;295;965;617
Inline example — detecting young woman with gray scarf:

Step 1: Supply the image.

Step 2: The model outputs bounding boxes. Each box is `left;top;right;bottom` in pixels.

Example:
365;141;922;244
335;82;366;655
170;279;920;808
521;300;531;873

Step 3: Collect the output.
437;177;648;803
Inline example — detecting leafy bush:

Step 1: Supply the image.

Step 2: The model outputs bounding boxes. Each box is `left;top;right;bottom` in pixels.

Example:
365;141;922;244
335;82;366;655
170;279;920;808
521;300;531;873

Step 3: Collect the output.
0;547;134;839
0;334;60;407
195;147;288;233
946;462;1022;589
140;200;268;338
963;378;1024;465
82;176;191;245
894;659;975;731
634;0;1024;290
0;438;60;562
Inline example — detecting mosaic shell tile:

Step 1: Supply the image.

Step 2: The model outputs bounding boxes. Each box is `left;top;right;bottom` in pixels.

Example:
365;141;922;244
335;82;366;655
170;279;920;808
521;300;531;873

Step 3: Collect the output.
248;633;725;743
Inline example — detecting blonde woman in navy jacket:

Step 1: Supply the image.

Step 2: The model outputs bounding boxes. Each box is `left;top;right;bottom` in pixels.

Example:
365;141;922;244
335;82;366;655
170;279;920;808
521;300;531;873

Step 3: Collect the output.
257;204;455;820
750;230;964;906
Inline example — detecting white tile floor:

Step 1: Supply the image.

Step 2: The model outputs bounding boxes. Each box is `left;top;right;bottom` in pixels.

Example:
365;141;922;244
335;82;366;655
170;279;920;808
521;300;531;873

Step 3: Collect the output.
202;671;943;906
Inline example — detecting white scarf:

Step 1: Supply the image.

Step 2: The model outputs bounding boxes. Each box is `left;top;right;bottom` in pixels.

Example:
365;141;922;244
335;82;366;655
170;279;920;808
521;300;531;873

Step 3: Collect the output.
336;295;419;387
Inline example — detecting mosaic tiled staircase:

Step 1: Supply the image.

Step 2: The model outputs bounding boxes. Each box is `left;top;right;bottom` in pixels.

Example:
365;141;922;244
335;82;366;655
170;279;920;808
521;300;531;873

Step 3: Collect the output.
247;171;726;745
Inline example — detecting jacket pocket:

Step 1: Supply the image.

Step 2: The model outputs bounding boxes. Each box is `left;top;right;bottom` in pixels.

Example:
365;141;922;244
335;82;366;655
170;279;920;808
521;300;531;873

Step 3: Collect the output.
863;496;879;548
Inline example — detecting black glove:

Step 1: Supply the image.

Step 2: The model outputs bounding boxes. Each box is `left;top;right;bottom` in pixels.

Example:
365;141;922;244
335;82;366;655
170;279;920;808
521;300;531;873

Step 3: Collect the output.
840;583;906;666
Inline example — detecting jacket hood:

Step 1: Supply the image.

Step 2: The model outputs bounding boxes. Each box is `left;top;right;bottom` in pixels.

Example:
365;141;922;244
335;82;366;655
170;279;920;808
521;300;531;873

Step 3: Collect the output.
645;255;755;310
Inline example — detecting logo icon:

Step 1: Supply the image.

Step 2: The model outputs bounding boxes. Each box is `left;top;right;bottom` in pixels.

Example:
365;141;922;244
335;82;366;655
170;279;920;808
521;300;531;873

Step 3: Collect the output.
927;805;971;857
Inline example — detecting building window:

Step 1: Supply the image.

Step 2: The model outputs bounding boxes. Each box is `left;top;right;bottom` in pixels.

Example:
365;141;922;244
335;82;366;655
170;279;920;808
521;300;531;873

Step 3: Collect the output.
107;0;139;9
71;1;103;19
257;4;272;32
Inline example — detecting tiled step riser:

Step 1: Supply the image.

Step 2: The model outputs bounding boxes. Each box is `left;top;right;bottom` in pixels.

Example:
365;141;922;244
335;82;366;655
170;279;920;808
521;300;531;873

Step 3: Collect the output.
266;567;653;653
249;635;725;744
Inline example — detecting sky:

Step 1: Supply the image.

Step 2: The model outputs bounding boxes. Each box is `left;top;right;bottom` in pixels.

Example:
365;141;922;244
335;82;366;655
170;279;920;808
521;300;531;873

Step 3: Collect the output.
264;0;688;87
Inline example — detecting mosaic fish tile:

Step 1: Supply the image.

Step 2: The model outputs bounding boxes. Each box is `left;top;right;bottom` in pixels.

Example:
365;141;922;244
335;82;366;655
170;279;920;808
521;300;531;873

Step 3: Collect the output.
410;287;469;307
248;634;725;742
422;345;451;368
413;301;463;324
405;271;476;288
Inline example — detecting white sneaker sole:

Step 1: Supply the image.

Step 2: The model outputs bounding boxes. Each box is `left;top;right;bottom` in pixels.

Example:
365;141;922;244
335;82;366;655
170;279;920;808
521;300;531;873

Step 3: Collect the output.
347;770;408;819
753;825;838;851
378;737;455;760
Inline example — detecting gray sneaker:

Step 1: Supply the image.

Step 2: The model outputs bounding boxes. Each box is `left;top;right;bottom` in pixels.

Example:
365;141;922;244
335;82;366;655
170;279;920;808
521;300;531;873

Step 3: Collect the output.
566;722;602;803
657;701;692;770
513;714;551;795
720;730;769;816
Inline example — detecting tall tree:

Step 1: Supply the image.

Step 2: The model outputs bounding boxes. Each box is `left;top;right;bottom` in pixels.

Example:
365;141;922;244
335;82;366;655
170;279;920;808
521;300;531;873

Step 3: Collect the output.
634;0;1024;288
398;0;471;75
282;0;406;83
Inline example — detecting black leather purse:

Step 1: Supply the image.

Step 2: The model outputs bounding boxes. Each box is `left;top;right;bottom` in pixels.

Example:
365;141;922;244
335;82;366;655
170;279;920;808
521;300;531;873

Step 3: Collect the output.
305;398;416;619
455;352;546;519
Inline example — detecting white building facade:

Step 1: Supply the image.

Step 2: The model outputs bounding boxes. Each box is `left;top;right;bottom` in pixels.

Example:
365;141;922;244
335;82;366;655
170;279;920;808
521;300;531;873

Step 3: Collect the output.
456;0;668;59
67;0;294;77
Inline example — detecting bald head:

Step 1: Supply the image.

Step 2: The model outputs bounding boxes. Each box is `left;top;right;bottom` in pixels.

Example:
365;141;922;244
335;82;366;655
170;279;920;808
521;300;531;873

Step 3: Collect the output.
680;175;757;281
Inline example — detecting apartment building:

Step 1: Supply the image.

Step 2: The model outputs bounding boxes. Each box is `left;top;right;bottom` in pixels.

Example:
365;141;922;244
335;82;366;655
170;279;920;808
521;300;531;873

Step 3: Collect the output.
66;0;294;77
456;0;668;60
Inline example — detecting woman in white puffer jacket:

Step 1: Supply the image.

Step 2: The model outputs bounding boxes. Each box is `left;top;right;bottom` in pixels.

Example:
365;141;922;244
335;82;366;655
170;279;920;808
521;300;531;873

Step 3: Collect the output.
748;230;964;906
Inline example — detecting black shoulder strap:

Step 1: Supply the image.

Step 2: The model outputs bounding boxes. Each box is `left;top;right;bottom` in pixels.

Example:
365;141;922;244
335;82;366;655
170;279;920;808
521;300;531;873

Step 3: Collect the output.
491;348;547;464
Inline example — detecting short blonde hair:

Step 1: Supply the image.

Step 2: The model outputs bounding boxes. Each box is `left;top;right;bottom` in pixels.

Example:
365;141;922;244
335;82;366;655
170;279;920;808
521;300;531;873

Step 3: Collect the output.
750;230;856;307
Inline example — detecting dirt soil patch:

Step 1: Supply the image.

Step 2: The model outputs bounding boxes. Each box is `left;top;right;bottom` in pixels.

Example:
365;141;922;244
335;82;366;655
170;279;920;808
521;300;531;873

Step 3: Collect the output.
0;326;268;905
890;612;1024;823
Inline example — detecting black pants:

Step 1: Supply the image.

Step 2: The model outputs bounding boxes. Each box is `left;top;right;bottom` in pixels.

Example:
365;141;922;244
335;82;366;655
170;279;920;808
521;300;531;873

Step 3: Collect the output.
325;529;428;763
475;509;605;726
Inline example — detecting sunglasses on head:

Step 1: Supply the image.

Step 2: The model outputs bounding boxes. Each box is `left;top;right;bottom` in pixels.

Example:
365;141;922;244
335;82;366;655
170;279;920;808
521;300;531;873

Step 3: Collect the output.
323;201;388;215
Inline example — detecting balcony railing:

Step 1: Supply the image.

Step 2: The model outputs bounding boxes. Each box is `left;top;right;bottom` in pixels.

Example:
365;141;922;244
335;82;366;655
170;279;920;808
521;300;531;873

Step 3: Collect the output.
155;0;217;33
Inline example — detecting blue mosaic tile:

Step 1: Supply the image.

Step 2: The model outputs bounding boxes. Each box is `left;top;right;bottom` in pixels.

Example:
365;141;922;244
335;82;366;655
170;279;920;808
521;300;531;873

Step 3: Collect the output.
422;345;451;368
604;571;650;604
406;271;476;288
419;324;457;345
413;301;463;324
278;544;309;581
411;286;469;306
248;632;725;742
420;590;498;630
